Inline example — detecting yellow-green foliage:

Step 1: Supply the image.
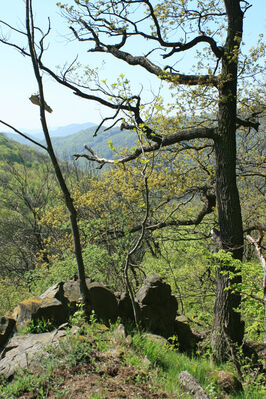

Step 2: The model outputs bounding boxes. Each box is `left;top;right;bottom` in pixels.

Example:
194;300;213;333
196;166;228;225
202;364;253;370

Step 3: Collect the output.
0;278;31;316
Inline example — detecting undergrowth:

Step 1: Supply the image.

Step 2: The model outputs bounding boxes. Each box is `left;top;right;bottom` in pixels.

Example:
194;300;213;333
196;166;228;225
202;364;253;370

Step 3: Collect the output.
0;316;265;399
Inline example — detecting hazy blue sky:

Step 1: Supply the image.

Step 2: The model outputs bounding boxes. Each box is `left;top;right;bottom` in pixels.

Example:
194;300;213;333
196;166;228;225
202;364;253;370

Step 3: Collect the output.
0;0;265;133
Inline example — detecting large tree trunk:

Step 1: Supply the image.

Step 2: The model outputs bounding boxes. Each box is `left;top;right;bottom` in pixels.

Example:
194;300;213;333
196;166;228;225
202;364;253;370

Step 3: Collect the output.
211;0;244;362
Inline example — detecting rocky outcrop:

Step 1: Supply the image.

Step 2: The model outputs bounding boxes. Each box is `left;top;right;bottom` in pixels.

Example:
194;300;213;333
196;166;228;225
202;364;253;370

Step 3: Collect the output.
87;281;118;324
0;326;75;380
0;273;196;381
174;315;201;353
12;295;68;330
135;274;178;338
117;292;140;322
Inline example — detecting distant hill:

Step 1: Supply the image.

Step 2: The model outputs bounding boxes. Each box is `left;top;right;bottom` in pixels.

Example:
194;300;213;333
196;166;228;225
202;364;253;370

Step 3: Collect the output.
49;125;137;163
2;122;97;144
1;123;138;168
0;133;48;166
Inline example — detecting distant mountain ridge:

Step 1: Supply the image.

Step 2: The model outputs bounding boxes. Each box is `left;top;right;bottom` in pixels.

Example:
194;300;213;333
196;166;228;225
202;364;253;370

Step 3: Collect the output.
2;122;96;143
1;122;137;167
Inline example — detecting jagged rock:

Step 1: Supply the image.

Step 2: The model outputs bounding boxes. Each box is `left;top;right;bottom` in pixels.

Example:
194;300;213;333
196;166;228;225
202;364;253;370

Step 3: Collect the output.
12;296;68;329
40;282;66;303
174;316;201;353
178;370;210;399
63;278;92;310
0;317;16;351
135;274;171;305
117;292;140;321
209;370;243;394
135;274;178;337
87;281;118;324
0;329;68;380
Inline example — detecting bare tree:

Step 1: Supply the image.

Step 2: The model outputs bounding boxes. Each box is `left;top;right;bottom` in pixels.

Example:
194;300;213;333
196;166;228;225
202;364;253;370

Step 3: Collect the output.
0;0;90;312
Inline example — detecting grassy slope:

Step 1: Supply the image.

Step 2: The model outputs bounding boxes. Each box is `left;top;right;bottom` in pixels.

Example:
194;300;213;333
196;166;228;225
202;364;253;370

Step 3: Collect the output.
0;320;264;399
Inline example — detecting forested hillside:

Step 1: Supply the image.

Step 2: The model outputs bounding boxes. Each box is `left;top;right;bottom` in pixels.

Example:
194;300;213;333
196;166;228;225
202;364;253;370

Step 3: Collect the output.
3;124;137;166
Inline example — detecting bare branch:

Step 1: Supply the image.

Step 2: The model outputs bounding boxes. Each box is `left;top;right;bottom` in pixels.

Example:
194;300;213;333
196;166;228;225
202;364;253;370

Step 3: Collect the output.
73;126;215;167
236;117;260;131
0;120;47;150
163;35;223;59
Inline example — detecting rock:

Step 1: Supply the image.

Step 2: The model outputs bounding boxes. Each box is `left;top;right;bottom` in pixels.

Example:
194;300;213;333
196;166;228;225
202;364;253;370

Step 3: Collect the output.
144;333;168;346
174;316;201;353
0;329;68;380
87;281;118;324
0;317;16;351
209;370;243;394
242;341;265;368
118;292;140;322
12;297;43;327
178;370;210;399
40;282;66;304
63;278;92;313
33;297;69;326
112;324;126;342
12;296;68;330
135;274;171;305
135;274;178;337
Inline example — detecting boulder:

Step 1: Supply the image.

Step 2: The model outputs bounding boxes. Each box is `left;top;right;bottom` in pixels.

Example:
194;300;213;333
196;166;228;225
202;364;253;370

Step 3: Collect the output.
0;328;71;380
117;292;140;322
0;317;16;352
178;370;210;399
174;316;201;353
135;274;178;337
135;274;171;305
87;281;118;324
209;370;243;394
12;296;68;330
33;297;69;326
62;278;93;313
40;282;66;304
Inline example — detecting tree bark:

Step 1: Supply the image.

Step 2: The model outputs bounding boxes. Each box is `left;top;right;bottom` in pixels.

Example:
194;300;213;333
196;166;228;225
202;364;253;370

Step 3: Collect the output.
25;0;90;313
211;0;245;361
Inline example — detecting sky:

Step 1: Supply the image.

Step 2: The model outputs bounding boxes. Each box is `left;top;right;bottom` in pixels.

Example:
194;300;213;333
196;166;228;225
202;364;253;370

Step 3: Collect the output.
0;0;265;133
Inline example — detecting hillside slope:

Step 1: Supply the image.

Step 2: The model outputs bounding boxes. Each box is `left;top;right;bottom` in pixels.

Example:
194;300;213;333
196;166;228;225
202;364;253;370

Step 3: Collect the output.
50;125;137;162
0;133;48;166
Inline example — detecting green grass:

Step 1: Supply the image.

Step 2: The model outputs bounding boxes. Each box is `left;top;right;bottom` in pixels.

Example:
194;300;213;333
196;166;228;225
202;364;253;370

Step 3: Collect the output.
131;333;266;399
0;321;264;399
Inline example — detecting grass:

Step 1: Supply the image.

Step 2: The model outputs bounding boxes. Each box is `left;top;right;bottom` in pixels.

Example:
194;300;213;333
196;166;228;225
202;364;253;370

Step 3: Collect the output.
130;333;266;399
0;319;265;399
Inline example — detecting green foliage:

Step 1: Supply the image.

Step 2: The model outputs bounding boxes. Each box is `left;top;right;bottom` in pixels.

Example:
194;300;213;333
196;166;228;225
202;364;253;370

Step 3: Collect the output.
131;333;265;398
69;301;86;326
22;317;55;334
210;250;264;342
0;134;48;166
0;278;30;316
142;235;217;329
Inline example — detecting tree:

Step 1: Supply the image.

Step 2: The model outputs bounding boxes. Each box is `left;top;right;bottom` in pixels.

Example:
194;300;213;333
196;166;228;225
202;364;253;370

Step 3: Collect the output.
0;0;264;362
51;0;264;361
0;0;90;313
